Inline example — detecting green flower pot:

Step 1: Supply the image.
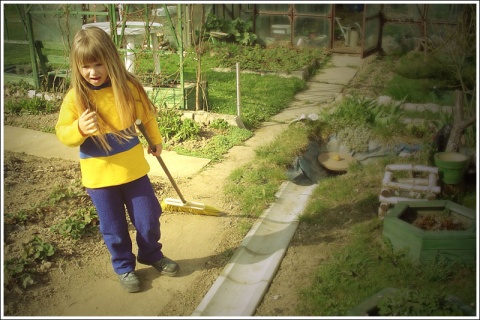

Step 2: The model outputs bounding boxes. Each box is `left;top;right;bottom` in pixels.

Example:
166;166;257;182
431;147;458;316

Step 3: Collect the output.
434;152;470;185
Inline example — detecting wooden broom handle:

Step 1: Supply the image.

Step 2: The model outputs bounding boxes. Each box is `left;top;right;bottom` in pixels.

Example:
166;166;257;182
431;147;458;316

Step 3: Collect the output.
135;119;187;204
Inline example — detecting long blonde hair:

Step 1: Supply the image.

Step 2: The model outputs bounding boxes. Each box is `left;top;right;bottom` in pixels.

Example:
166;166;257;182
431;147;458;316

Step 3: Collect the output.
69;26;156;152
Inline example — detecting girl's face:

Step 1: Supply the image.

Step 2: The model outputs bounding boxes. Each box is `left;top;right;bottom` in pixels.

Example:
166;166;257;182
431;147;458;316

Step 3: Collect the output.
80;61;109;87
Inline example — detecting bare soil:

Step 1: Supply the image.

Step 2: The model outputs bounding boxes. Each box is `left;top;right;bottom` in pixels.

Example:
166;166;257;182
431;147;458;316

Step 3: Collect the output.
3;54;393;317
3;144;251;316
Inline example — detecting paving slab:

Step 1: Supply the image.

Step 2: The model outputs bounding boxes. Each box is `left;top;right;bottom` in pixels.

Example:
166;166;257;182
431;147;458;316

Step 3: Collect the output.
3;125;211;179
329;54;363;68
313;66;359;85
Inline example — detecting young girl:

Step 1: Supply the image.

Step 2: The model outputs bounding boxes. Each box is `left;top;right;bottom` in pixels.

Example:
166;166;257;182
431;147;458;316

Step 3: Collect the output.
55;26;179;293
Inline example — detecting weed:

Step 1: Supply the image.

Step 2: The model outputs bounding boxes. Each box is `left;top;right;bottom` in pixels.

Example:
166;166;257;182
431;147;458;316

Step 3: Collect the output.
210;118;230;130
381;237;408;267
173;118;200;142
155;109;200;144
4;236;55;289
4;210;29;225
47;181;85;205
224;161;285;217
298;201;329;224
420;259;460;282
22;236;55;262
4;258;34;288
51;207;99;240
205;42;328;72
224;123;311;218
336;125;375;153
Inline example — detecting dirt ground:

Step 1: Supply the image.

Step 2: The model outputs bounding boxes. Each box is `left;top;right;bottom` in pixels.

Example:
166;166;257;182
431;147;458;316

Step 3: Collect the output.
3;136;353;317
3;54;391;317
3;144;253;316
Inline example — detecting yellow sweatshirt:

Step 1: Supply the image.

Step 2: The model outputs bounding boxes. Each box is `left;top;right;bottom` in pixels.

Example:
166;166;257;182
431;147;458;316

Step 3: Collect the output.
55;82;162;188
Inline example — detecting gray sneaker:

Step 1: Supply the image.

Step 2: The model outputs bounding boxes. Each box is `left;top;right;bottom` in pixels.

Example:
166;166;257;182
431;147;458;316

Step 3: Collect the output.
138;256;179;276
118;271;141;293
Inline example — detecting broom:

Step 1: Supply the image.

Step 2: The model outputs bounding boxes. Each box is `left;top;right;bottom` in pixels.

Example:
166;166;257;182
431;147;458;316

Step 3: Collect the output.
135;119;222;216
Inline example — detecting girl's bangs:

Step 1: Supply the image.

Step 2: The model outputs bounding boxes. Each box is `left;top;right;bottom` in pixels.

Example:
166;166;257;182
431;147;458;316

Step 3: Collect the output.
75;44;104;65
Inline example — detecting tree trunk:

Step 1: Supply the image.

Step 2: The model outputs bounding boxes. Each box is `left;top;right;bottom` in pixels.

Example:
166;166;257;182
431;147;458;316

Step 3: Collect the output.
445;90;476;152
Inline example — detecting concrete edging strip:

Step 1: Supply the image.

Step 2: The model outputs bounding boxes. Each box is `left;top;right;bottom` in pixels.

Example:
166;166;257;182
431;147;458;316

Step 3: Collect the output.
192;180;317;316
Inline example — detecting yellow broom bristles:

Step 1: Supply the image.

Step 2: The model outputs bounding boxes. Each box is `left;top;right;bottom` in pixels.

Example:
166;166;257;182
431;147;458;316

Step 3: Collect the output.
160;198;222;216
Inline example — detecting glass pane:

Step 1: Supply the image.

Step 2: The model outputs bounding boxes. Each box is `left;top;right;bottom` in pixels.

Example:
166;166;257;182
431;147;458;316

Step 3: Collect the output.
427;4;463;22
382;23;422;55
382;4;422;21
256;4;289;13
295;4;330;15
341;4;365;13
30;4;83;43
365;3;382;17
255;15;291;45
293;17;329;48
425;21;458;49
363;18;380;52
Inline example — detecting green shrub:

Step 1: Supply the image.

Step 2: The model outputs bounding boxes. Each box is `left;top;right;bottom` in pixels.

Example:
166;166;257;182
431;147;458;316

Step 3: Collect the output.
4;97;58;115
204;13;257;45
395;51;450;80
378;289;464;316
156;109;200;143
172;118;200;142
204;42;328;72
210;118;230;130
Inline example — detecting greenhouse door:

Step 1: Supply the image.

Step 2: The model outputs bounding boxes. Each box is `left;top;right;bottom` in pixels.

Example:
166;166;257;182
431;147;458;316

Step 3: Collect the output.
361;3;383;58
331;4;364;55
330;4;382;58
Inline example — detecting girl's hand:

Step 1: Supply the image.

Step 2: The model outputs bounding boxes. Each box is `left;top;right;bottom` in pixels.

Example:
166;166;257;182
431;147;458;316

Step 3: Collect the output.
78;109;98;136
148;143;163;157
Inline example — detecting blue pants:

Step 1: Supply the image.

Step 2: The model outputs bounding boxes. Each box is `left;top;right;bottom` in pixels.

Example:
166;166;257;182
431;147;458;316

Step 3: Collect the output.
86;175;163;274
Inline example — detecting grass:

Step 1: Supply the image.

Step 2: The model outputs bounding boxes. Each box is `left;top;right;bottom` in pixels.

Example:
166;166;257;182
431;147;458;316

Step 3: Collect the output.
382;51;475;107
296;218;476;316
135;45;313;129
174;125;254;161
224;122;316;219
384;74;455;106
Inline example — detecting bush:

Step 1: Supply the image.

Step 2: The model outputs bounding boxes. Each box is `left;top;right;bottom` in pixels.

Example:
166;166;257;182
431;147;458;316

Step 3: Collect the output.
4;97;58;115
378;289;465;316
156;109;200;143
